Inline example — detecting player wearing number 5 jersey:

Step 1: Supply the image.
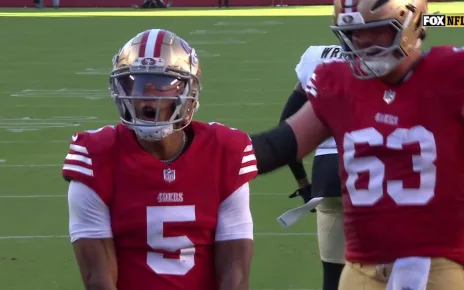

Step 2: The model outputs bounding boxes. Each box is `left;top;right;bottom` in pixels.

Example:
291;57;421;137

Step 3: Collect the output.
251;0;464;289
63;29;257;290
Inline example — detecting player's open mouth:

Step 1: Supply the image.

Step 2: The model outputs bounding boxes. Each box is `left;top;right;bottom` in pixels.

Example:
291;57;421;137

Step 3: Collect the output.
141;106;158;121
366;51;381;56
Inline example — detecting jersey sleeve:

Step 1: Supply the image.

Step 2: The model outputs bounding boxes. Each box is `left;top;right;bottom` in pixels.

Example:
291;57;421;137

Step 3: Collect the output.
304;63;332;128
215;182;253;241
227;132;258;197
68;180;113;243
426;46;464;119
210;122;258;202
62;128;115;205
451;47;464;117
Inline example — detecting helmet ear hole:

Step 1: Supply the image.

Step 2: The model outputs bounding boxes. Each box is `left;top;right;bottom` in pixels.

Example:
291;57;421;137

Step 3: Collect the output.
419;29;426;41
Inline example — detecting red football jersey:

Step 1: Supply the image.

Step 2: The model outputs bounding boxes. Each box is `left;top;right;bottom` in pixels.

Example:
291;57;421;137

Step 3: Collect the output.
306;46;464;264
62;121;258;290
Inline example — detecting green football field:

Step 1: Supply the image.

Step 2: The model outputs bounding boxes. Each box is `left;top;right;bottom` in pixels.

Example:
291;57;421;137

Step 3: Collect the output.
0;5;463;290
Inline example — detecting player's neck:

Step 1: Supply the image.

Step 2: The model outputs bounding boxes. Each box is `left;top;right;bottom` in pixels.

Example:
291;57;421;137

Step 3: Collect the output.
137;130;186;162
379;50;422;85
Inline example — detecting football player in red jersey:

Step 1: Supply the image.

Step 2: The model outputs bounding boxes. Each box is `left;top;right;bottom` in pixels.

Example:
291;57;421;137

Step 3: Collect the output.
251;0;464;289
63;29;257;290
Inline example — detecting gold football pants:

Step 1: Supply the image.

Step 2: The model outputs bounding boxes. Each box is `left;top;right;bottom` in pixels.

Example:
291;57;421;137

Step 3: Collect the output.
316;197;345;264
339;258;464;290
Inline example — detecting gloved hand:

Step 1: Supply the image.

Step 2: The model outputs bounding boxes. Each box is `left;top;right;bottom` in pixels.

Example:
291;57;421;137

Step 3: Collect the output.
288;184;316;212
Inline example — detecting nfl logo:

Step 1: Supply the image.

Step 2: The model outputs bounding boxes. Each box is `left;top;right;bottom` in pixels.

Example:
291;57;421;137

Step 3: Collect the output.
383;90;396;104
163;169;176;183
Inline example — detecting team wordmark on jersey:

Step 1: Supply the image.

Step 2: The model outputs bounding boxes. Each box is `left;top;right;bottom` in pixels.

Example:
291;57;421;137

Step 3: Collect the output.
375;113;399;126
157;192;184;203
422;14;464;27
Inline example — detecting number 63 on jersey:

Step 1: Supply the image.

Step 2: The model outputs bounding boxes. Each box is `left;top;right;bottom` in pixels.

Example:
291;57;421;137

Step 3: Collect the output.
343;126;437;207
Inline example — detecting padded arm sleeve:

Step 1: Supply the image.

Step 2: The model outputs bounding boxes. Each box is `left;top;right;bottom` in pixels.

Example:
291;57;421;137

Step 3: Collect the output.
250;122;298;175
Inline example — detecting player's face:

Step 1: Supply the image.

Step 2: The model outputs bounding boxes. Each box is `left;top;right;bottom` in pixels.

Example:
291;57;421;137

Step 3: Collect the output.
119;74;186;122
351;25;396;52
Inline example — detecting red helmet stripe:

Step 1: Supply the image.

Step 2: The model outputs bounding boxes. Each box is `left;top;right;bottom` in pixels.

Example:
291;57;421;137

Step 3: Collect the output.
138;30;151;57
154;29;166;58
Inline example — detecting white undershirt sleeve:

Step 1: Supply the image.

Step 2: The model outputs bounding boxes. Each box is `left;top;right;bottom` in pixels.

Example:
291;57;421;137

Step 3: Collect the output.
215;182;253;242
68;180;113;243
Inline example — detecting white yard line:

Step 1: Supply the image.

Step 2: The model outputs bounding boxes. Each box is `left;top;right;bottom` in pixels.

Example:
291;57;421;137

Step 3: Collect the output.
0;140;68;144
0;232;316;240
0;164;62;167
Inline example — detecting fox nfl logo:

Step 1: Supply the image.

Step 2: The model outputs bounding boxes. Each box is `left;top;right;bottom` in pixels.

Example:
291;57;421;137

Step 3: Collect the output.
422;14;464;27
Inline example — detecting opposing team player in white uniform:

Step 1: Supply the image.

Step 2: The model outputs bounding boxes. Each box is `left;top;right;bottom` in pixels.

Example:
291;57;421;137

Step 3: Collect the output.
277;45;344;290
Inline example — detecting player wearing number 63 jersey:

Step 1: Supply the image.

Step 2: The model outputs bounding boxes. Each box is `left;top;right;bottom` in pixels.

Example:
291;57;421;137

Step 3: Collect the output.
251;0;464;289
63;29;257;290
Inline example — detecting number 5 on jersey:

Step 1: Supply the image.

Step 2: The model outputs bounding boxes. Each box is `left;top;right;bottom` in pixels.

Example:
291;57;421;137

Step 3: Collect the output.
147;206;196;275
343;126;437;206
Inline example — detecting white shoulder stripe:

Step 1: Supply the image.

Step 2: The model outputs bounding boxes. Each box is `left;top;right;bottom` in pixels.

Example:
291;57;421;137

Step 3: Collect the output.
63;164;94;177
239;165;257;175
242;154;256;164
70;144;88;155
65;154;92;165
244;145;253;152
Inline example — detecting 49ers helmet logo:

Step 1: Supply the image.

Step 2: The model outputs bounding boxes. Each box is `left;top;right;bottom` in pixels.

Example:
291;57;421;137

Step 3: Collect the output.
342;15;354;23
141;58;157;65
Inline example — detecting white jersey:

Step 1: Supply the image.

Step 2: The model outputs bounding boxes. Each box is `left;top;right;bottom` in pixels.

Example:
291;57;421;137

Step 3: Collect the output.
295;45;343;156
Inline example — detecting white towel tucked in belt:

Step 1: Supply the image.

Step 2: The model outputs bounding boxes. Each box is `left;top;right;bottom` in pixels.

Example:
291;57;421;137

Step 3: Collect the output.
386;257;431;290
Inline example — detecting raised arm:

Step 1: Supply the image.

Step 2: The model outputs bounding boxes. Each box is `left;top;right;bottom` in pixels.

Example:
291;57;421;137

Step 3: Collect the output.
251;100;331;175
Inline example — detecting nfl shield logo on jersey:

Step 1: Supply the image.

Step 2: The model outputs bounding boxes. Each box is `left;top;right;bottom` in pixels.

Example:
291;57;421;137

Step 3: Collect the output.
163;169;176;183
383;90;396;104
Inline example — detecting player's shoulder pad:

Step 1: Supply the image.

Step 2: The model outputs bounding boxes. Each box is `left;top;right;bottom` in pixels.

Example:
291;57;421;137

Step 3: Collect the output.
304;58;344;98
425;45;464;70
295;45;343;85
68;125;117;157
207;121;257;195
207;122;252;153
